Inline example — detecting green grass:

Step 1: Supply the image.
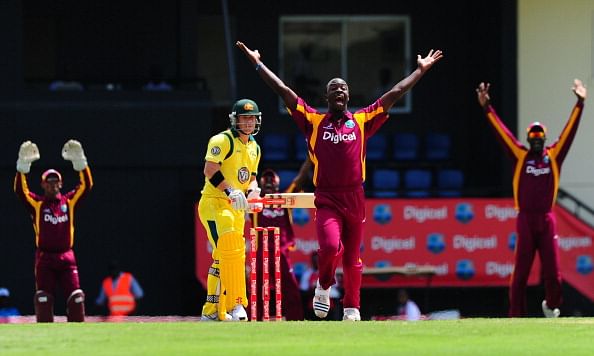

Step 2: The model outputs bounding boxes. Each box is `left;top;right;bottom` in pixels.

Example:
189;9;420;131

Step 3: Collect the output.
1;318;594;355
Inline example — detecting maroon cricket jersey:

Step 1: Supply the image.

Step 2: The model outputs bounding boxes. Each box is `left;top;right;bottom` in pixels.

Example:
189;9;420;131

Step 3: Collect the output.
14;167;93;252
485;101;584;212
288;97;388;190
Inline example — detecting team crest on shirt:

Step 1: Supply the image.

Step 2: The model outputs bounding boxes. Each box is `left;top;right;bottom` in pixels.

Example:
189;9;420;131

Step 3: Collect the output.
543;155;550;164
238;167;250;183
61;204;68;213
345;119;355;128
210;146;221;156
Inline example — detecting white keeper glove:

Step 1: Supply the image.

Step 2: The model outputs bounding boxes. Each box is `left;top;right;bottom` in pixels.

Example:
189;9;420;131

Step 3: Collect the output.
247;187;263;213
62;139;88;171
227;188;249;211
16;140;40;174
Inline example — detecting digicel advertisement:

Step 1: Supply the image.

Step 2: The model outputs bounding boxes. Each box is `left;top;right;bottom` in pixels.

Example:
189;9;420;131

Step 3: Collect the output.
195;198;594;300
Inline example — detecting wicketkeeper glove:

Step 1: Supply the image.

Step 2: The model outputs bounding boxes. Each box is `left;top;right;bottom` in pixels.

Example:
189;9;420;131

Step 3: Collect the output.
16;140;40;174
247;187;263;213
226;188;249;211
62;139;88;171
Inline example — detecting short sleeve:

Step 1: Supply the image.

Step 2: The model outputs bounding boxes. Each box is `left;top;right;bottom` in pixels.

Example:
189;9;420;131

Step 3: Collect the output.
204;134;230;164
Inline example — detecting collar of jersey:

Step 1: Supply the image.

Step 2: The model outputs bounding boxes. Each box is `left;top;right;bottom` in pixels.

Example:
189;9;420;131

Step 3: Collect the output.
230;128;255;142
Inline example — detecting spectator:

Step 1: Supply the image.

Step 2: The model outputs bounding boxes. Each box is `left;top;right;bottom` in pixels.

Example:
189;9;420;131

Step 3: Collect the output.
14;140;92;323
49;64;84;91
95;261;144;318
396;289;421;321
143;65;173;91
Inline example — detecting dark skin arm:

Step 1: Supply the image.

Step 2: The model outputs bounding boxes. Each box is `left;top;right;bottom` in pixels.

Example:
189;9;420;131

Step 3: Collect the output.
236;41;300;111
291;157;313;192
476;82;491;110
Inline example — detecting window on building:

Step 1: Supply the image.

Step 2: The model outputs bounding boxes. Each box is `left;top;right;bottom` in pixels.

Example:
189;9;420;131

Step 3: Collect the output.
280;15;411;113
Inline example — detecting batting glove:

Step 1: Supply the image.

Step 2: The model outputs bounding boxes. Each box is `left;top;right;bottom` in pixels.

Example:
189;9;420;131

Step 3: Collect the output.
227;188;249;210
16;140;40;174
247;187;263;213
62;139;88;171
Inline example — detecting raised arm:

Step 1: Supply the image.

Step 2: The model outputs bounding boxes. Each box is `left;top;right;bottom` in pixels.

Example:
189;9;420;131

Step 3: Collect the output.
572;78;587;102
236;41;298;110
548;79;587;162
286;156;313;193
380;49;443;112
476;82;491;109
476;82;524;157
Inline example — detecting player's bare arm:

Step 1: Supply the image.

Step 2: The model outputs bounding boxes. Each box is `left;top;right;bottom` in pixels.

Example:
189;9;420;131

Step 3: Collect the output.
476;82;491;109
236;41;298;110
572;78;587;101
380;49;443;112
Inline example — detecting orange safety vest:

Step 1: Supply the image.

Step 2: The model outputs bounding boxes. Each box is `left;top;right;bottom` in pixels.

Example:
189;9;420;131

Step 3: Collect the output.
103;272;136;316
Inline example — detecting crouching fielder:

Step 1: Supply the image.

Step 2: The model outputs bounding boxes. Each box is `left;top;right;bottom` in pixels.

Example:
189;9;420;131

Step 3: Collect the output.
14;140;93;322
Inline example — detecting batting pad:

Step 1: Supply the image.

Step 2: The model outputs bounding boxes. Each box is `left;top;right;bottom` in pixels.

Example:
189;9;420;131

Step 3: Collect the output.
218;232;248;309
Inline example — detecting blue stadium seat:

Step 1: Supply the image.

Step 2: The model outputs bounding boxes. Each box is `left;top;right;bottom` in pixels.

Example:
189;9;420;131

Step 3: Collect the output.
393;133;419;161
404;169;432;197
437;169;464;197
371;169;399;198
295;134;308;161
262;133;290;161
276;169;299;191
367;134;388;160
425;132;451;160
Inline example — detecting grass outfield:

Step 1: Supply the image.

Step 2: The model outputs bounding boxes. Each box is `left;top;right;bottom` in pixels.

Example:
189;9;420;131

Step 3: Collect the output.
1;318;594;355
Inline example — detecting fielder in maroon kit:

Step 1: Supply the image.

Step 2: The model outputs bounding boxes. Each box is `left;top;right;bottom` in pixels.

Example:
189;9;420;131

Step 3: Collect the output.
477;79;587;317
14;139;93;322
251;168;308;321
238;40;443;320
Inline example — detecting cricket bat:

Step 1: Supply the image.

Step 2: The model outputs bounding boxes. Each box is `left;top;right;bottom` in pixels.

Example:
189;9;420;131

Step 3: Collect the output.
249;193;315;208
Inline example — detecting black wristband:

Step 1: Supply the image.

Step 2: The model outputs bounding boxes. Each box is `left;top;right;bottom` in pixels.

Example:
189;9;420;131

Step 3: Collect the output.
224;188;232;196
255;62;263;71
209;170;225;187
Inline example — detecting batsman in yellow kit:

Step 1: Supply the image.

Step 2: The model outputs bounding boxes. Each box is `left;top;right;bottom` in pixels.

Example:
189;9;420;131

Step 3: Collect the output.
198;99;263;321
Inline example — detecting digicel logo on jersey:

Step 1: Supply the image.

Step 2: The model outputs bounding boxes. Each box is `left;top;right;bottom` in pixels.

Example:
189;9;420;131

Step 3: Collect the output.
44;214;69;225
526;165;551;176
322;131;356;144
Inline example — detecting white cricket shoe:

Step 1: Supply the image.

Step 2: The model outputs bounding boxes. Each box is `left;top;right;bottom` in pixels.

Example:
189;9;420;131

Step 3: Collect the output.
230;305;248;321
542;300;560;318
343;308;361;321
200;312;232;321
313;280;331;319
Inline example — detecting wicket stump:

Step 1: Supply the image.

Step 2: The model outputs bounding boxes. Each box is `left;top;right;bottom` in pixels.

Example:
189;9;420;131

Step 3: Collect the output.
249;227;282;321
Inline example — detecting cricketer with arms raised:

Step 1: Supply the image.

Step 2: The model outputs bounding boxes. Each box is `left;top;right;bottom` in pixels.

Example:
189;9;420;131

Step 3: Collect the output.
237;40;443;321
14;139;93;322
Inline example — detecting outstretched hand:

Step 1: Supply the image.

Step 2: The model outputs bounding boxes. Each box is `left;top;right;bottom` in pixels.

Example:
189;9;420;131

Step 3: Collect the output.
236;41;261;65
476;82;491;108
16;141;40;174
62;139;88;171
572;78;587;101
417;49;443;72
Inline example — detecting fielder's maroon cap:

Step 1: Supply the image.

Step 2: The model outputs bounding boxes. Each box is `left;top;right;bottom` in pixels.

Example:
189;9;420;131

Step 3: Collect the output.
41;169;62;182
